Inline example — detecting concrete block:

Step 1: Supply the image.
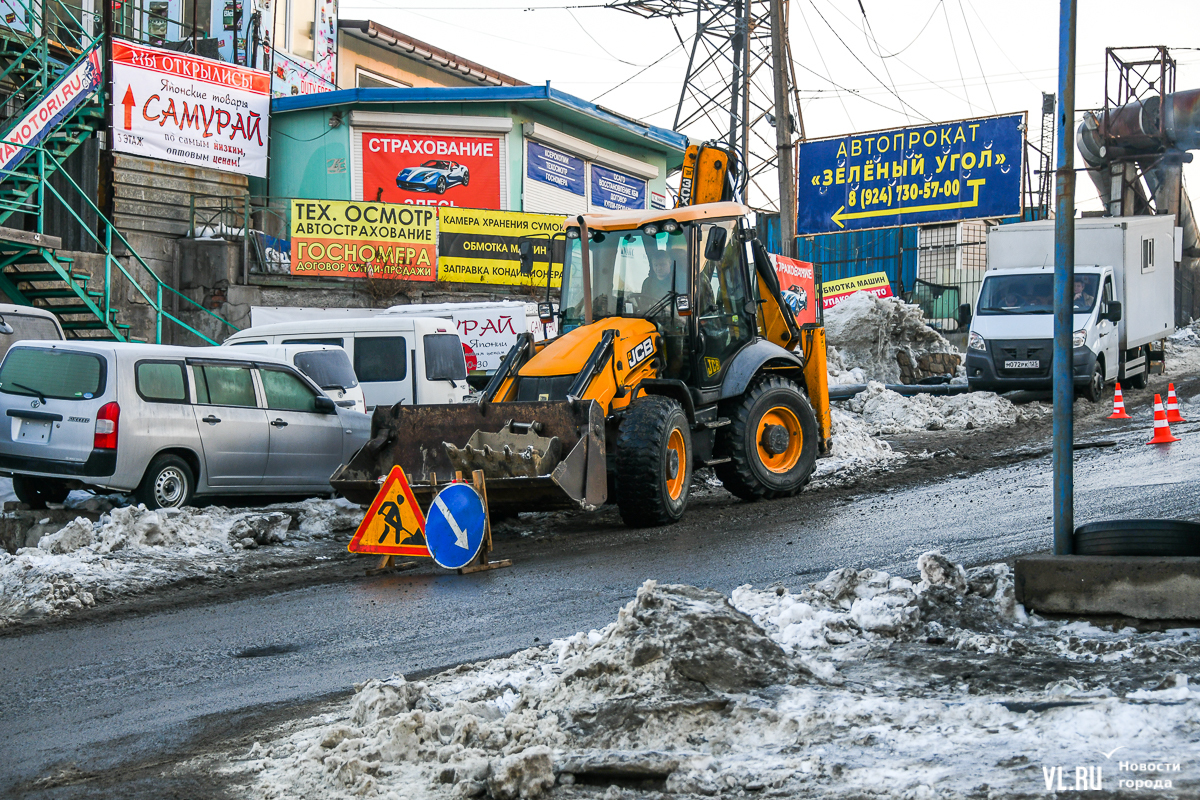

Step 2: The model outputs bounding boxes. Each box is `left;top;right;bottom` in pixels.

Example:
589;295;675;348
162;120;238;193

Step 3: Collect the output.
1015;555;1200;620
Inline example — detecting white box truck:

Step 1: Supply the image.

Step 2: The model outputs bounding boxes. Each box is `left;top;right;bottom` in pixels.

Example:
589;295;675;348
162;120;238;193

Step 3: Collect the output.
965;217;1177;401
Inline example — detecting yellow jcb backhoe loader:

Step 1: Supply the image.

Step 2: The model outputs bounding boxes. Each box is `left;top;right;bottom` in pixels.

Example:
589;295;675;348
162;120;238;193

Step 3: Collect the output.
331;200;832;527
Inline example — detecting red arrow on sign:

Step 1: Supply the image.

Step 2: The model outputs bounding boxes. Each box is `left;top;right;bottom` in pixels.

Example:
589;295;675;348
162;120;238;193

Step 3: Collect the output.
121;85;135;131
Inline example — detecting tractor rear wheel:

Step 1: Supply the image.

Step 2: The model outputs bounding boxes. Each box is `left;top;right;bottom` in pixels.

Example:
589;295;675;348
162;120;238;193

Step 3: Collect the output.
715;375;818;501
614;396;692;527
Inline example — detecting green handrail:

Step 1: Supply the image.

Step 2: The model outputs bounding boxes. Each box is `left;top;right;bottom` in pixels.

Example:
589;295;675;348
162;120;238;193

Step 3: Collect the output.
0;133;240;344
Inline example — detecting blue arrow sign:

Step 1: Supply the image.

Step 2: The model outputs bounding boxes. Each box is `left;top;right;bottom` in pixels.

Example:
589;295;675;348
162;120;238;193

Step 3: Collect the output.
425;482;486;569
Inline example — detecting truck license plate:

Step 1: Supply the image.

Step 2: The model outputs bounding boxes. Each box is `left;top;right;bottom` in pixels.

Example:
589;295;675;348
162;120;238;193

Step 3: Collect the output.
16;418;51;444
1004;360;1040;369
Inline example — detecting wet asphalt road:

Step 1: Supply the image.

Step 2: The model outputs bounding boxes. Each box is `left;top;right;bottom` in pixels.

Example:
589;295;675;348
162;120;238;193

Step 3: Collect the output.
3;409;1200;796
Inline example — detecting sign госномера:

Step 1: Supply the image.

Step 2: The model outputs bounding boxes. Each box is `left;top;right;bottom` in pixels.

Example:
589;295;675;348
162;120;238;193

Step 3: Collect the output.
290;200;437;280
111;40;270;177
796;113;1024;235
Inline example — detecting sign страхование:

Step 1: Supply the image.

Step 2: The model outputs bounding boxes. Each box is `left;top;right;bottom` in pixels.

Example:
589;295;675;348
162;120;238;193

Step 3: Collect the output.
796;113;1024;235
111;40;270;178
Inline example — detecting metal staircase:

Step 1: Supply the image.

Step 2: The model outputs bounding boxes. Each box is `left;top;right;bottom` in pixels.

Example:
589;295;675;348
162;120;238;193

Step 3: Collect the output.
0;4;236;344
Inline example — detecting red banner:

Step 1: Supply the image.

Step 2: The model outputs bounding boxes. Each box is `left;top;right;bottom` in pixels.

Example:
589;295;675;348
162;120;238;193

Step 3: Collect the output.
770;254;817;325
361;132;502;209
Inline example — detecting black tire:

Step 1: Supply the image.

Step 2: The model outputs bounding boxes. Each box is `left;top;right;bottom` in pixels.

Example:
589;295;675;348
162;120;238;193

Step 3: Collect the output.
1128;346;1149;390
614;396;692;527
436;177;447;194
461;172;470;186
135;455;194;510
12;474;70;509
715;376;818;501
1082;361;1105;403
1074;519;1200;556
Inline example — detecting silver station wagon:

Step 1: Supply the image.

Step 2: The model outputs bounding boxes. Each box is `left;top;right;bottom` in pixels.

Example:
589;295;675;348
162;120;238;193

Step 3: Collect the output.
0;342;371;509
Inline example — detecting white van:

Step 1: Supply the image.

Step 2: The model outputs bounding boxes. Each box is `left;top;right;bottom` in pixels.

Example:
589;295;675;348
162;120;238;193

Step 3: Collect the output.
222;316;470;409
210;344;366;414
0;304;65;362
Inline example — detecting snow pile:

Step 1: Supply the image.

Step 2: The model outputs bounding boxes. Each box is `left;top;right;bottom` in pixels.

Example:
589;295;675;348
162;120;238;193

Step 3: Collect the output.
0;499;359;625
824;344;867;386
241;553;1200;800
1169;321;1200;348
733;552;1026;656
846;380;1050;435
824;291;961;384
813;407;900;481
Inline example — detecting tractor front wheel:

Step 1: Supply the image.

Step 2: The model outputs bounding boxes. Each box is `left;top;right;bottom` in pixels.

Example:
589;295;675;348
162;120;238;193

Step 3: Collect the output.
715;375;818;501
614;396;692;527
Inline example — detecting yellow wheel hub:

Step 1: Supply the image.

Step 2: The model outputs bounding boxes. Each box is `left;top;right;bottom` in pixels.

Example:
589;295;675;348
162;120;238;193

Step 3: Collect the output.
756;406;802;473
666;427;687;501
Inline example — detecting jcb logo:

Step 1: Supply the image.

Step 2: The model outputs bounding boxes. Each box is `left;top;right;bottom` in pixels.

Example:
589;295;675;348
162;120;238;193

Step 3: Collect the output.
705;357;721;377
628;337;655;370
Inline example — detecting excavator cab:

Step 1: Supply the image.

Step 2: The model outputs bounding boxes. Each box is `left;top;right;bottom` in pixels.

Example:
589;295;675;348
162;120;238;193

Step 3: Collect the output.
331;202;832;528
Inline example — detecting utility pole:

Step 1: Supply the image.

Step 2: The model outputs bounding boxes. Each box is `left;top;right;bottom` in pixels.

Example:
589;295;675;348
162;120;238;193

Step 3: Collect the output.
769;0;794;256
99;0;115;225
1052;0;1077;555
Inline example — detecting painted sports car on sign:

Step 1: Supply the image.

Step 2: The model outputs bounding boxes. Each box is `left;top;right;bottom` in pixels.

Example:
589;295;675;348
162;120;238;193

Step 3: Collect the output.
396;160;470;194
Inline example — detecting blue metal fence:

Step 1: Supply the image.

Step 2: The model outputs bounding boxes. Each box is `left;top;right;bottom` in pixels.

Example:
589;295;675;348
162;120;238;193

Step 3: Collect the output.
758;213;918;295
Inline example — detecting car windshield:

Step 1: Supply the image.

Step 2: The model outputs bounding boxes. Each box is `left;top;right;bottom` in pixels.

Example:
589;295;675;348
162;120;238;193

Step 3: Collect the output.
976;273;1100;315
562;227;689;330
294;349;358;389
422;160;450;169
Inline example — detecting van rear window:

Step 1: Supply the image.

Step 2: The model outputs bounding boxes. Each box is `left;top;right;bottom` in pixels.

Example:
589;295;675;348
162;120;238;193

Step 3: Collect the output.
295;349;358;389
424;334;467;381
0;313;61;362
0;347;104;400
354;337;407;382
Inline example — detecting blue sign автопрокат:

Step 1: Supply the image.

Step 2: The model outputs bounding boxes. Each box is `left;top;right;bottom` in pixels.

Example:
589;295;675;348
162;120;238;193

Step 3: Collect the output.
796;113;1024;235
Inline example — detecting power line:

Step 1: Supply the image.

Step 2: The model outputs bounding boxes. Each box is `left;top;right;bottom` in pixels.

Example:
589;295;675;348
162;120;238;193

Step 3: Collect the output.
805;0;931;122
790;57;913;119
591;38;688;103
794;0;855;130
867;0;942;60
566;8;646;66
852;0;912;123
956;0;995;112
959;0;1042;92
939;0;975;114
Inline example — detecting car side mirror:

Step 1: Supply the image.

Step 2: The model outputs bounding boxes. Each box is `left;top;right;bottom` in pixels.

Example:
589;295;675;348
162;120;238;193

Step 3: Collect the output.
958;303;972;327
314;395;336;413
703;226;727;261
1105;301;1122;322
518;240;534;275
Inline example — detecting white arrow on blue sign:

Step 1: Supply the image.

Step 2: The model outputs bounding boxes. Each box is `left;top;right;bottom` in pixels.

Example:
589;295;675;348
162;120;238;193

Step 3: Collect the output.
425;482;487;569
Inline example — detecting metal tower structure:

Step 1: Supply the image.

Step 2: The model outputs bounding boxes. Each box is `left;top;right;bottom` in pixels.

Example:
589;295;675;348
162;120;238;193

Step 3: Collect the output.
1027;92;1055;219
607;0;804;213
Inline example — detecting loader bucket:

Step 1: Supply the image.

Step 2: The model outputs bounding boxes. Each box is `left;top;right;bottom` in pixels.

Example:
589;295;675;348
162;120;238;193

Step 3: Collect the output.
330;400;608;514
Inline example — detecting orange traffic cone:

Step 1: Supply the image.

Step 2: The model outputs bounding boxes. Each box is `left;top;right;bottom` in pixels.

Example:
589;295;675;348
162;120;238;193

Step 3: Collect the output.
1147;394;1181;444
1166;383;1187;424
1108;382;1131;419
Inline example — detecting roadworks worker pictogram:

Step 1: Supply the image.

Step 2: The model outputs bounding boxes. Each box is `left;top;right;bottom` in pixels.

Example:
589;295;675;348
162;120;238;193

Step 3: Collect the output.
348;466;431;556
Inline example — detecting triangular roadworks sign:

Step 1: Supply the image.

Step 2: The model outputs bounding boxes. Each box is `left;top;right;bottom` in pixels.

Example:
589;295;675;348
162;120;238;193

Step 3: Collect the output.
347;466;431;557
